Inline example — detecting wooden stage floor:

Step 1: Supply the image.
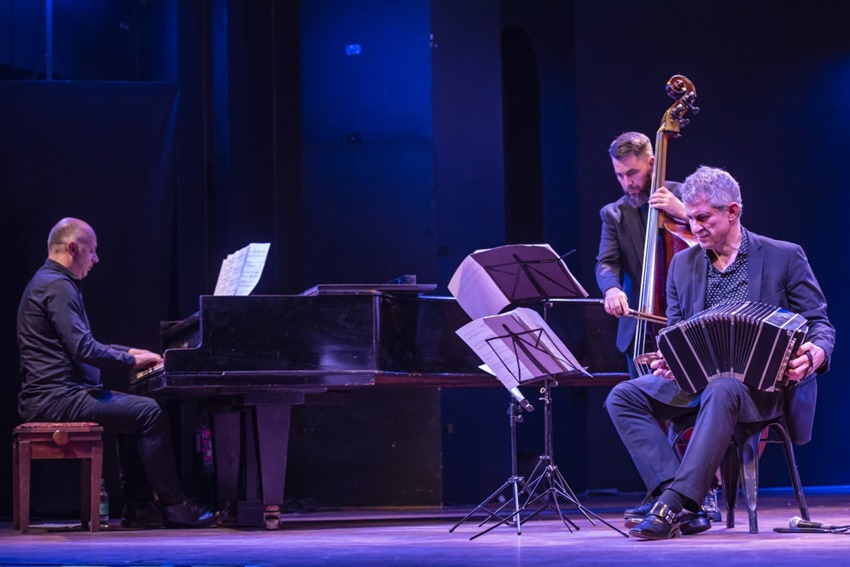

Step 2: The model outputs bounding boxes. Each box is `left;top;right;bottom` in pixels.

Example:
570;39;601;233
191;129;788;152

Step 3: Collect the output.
2;487;850;566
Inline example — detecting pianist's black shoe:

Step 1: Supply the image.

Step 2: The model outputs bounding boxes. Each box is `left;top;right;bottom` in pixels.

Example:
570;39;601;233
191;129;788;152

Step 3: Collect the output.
162;498;224;529
629;501;681;540
120;500;165;529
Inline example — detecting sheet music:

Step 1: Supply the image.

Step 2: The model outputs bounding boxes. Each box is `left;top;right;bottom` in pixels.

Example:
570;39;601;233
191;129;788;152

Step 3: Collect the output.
448;243;587;320
213;243;271;296
456;307;590;391
448;254;511;320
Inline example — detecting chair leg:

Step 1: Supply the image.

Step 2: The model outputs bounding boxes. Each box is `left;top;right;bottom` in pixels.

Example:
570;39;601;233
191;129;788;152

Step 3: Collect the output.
18;441;32;534
775;423;810;521
719;441;739;529
91;442;103;531
740;432;761;534
81;459;96;532
12;440;20;531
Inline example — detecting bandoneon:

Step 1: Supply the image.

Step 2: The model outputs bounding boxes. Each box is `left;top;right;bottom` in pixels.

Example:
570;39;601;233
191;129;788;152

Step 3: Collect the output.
657;301;808;394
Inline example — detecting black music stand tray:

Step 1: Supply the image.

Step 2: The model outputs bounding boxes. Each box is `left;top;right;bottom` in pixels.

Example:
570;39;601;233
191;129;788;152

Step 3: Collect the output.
475;244;587;305
449;244;588;322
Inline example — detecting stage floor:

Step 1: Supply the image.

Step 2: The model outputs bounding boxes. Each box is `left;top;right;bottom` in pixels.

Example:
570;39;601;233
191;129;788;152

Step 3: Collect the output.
2;487;850;566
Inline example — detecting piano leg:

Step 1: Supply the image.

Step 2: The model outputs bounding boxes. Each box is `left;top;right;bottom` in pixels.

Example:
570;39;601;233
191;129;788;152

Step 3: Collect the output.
210;412;240;507
253;403;292;530
206;393;304;529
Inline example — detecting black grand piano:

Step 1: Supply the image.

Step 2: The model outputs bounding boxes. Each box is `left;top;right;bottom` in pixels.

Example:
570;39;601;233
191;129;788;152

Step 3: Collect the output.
130;285;624;527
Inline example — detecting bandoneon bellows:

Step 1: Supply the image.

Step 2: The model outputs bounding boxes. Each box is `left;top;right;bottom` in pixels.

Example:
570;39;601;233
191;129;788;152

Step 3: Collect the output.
657;301;808;394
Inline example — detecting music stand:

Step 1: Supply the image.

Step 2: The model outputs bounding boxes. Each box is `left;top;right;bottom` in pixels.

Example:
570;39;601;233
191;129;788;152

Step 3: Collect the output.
448;244;588;321
450;244;627;539
458;312;626;539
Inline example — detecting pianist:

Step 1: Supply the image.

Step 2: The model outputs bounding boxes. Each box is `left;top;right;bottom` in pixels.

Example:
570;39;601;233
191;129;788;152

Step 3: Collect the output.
16;217;222;529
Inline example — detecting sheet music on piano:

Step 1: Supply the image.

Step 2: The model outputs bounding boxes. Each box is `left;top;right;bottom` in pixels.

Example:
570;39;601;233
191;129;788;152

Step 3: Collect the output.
213;243;271;296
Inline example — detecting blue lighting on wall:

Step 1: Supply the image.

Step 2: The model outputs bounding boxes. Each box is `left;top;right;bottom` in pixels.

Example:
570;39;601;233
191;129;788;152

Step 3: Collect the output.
0;0;177;81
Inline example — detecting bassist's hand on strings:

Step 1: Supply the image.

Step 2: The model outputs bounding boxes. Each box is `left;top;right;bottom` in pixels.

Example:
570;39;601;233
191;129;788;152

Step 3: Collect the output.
603;287;630;317
785;342;825;382
648;186;687;221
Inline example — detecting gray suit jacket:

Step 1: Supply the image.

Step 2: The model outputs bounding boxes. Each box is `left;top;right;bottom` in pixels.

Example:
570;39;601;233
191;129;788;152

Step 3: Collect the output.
662;228;835;444
595;182;683;353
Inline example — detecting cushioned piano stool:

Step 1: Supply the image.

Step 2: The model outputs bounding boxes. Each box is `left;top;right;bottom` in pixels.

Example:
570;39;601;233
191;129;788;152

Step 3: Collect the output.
12;422;104;533
673;414;809;534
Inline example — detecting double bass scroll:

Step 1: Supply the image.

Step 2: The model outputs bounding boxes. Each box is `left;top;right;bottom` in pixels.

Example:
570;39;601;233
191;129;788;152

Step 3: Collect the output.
631;75;699;376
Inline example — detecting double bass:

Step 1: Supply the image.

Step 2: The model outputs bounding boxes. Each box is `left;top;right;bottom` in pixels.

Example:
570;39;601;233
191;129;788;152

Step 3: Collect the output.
631;75;699;375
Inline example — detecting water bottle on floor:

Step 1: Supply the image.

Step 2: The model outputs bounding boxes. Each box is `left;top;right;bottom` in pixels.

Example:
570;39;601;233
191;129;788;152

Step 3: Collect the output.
99;479;109;529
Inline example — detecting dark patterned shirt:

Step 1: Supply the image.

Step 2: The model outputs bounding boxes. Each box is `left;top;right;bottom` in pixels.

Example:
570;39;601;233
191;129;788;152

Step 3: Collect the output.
704;229;749;309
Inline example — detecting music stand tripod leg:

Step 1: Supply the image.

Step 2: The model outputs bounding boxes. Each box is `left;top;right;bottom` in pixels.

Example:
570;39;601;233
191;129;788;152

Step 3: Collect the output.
511;378;629;538
449;398;529;537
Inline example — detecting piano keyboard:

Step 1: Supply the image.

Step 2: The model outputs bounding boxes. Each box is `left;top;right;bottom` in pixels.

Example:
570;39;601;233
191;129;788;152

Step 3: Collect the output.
133;361;164;382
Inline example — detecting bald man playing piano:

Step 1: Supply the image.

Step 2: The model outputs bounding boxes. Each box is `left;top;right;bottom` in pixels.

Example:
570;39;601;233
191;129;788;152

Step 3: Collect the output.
17;217;223;529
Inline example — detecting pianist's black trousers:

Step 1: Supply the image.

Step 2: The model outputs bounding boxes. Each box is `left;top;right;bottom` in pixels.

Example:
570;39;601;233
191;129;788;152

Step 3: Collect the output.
605;376;779;508
42;387;184;505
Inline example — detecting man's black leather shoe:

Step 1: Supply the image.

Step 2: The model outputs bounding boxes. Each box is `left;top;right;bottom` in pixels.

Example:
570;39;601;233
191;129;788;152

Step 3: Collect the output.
703;489;722;522
623;498;655;523
163;499;224;529
120;500;165;529
625;498;711;535
629;502;681;540
678;509;711;535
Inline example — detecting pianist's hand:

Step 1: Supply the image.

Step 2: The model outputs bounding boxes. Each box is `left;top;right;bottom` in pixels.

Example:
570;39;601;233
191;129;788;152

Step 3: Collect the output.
129;348;163;370
786;342;825;382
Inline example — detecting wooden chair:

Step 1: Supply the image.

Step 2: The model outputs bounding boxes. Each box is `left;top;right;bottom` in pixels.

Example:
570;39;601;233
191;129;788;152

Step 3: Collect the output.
12;422;104;533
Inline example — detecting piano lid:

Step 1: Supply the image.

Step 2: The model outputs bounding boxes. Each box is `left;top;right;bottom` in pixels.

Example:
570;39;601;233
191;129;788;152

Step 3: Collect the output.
299;283;437;296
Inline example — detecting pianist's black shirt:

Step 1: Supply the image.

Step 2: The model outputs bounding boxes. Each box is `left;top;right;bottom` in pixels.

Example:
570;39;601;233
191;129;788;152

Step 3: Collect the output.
16;259;135;421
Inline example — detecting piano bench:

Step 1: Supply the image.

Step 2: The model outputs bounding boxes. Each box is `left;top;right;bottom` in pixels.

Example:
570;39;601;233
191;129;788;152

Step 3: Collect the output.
12;422;104;534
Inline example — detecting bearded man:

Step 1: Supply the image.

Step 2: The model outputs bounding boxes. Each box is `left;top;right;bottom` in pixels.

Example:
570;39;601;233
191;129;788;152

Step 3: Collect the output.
595;131;687;378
